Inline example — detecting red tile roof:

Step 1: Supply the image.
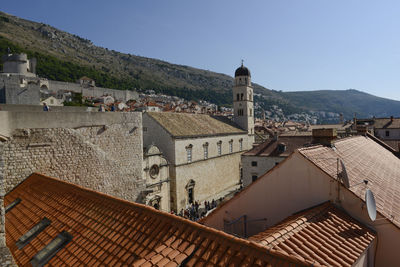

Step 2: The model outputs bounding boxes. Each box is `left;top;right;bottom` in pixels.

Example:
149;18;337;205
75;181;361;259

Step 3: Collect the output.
5;173;310;267
249;202;376;267
299;135;400;228
243;136;312;157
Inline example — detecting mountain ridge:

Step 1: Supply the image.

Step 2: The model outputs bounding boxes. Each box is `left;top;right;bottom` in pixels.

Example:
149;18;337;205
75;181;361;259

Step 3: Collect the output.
1;11;399;121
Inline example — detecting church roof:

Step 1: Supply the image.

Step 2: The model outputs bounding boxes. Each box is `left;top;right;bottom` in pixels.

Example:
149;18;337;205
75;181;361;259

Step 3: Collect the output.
146;112;246;138
4;173;309;266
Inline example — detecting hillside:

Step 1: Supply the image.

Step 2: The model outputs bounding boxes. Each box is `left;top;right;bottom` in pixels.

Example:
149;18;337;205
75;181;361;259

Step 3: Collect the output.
1;11;400;121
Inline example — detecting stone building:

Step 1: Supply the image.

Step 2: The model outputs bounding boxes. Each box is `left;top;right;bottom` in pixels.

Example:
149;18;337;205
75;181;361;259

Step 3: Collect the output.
142;145;170;212
0;110;144;202
233;62;255;142
0;53;138;105
141;63;256;212
143;112;252;212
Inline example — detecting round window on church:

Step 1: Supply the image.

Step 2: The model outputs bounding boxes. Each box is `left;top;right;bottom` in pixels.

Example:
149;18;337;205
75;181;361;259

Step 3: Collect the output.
149;164;160;178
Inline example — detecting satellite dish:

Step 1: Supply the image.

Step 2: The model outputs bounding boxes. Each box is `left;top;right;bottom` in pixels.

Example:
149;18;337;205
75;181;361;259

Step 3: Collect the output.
338;159;350;188
365;189;377;221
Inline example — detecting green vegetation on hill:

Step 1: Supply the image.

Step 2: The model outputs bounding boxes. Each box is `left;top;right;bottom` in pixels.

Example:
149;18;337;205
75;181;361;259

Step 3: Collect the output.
2;11;400;119
0;36;231;105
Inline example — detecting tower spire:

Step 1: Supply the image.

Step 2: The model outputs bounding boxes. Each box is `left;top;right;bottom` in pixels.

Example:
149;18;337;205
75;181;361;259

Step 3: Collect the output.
241;59;244;67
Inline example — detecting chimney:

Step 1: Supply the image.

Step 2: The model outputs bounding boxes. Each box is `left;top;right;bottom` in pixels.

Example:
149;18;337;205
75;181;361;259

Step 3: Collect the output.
312;128;337;146
339;113;344;124
390;116;394;122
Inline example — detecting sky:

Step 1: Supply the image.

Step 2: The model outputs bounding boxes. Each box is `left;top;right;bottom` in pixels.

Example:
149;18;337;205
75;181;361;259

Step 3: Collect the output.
2;0;400;100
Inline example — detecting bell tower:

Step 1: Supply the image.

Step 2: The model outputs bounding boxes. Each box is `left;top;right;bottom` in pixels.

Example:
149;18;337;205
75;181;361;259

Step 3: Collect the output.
233;61;254;139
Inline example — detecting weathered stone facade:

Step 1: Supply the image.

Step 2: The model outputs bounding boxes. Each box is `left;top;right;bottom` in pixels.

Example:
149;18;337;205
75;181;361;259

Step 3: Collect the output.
143;145;170;212
0;112;143;201
143;112;251;212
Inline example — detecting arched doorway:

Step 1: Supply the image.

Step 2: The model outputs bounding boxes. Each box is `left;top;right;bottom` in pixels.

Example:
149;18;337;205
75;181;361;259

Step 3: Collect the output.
185;179;196;204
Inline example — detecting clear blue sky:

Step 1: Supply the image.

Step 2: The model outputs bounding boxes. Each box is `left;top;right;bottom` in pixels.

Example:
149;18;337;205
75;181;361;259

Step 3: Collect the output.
2;0;400;99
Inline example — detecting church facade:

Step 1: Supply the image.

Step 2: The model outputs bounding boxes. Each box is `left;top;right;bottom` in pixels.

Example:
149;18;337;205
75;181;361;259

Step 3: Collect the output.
142;64;255;212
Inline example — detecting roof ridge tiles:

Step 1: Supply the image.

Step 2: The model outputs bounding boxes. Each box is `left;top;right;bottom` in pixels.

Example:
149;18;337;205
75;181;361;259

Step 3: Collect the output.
6;172;312;266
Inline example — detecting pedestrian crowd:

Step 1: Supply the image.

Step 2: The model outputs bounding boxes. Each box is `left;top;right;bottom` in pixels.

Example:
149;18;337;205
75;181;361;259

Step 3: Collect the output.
177;199;221;221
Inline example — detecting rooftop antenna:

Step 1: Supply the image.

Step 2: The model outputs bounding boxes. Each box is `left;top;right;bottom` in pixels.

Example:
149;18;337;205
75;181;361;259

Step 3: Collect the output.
241;59;244;66
365;189;377;221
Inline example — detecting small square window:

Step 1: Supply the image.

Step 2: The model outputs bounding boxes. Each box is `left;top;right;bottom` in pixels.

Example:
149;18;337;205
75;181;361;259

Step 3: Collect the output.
252;175;258;182
251;161;257;167
386;131;390;137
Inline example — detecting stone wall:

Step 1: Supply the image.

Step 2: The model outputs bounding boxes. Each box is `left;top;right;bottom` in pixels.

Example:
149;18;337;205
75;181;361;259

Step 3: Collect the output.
0;75;40;105
48;80;138;101
0;112;143;201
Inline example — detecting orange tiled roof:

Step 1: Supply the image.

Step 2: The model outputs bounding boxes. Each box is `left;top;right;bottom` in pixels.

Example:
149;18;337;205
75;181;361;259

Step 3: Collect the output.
249;202;376;267
299;135;400;228
243;136;312;157
5;173;310;267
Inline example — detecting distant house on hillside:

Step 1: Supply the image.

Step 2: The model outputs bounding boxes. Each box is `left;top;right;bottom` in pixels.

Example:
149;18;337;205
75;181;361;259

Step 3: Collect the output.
78;76;95;87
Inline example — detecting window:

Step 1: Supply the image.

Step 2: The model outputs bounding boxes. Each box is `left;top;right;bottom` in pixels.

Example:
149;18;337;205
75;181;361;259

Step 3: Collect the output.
186;144;193;163
203;143;209;159
143;127;147;132
251;161;257;167
217;141;222;156
241;93;244;100
31;231;73;267
386;130;390;137
252;175;258;182
149;165;159;178
229;140;233;153
249;108;252;117
239;139;243;151
16;217;51;249
5;198;21;213
237;93;239;101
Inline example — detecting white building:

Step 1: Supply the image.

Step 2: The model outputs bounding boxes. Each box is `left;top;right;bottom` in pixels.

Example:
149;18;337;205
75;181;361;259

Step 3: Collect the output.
241;135;311;187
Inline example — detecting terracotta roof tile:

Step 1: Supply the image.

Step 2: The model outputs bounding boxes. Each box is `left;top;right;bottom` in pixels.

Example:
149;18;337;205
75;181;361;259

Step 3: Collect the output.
249;202;376;267
298;135;400;228
5;173;310;267
243;136;312;157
